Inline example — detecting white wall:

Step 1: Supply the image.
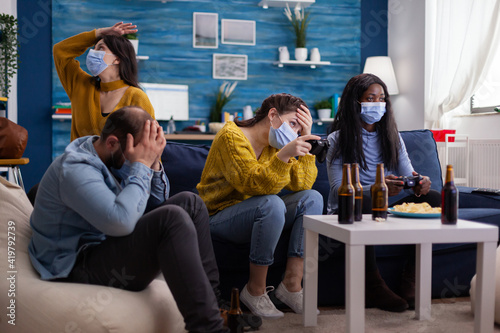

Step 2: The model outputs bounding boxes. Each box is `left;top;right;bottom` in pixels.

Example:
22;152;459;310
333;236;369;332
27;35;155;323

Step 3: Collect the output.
446;113;500;140
388;0;500;140
388;0;425;131
1;0;18;123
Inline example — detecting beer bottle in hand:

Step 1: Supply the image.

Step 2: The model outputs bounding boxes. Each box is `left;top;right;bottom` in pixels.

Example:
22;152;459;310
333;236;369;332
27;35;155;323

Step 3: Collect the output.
441;164;458;224
338;163;354;224
228;287;243;333
351;163;363;221
371;163;388;220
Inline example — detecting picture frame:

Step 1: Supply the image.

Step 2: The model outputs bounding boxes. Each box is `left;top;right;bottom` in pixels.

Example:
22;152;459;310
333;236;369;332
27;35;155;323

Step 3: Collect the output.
193;12;218;48
221;19;256;46
213;54;248;80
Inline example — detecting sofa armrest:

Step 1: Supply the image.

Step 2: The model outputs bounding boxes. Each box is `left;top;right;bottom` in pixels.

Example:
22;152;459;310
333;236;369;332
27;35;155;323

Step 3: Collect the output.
457;186;500;209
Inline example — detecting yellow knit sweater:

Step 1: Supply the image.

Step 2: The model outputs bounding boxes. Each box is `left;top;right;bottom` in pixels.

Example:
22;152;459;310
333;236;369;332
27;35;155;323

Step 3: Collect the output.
197;122;318;215
53;30;154;141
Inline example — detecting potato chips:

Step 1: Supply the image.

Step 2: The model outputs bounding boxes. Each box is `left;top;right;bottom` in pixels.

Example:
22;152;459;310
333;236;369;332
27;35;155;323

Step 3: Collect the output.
392;202;441;214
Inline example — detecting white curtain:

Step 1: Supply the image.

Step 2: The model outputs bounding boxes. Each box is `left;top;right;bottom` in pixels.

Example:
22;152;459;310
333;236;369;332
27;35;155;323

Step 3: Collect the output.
424;0;500;128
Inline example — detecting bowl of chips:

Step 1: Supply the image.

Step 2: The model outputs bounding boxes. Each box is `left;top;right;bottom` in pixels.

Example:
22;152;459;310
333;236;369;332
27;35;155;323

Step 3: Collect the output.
388;202;441;218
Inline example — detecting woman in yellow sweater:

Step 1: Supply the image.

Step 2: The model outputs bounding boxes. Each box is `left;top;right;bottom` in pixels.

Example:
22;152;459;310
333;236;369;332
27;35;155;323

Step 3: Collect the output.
53;22;154;141
197;93;323;318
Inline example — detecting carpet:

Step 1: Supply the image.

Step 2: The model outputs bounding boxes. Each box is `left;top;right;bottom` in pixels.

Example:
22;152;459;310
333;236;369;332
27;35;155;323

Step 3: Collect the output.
255;299;500;333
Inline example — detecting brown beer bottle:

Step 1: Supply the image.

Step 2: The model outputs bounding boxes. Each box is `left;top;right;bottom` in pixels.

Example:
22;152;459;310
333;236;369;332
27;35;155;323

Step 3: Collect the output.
351;163;363;221
441;164;458;224
371;163;388;220
338;163;354;224
227;288;243;333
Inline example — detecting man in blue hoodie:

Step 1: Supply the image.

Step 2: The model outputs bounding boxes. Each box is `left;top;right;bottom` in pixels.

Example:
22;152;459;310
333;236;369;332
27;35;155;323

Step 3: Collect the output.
28;106;227;333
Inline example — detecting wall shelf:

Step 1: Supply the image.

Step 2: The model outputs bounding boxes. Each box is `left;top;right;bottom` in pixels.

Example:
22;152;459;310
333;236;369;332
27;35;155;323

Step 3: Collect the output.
259;0;315;9
314;118;334;126
274;60;331;69
165;133;215;141
52;114;71;120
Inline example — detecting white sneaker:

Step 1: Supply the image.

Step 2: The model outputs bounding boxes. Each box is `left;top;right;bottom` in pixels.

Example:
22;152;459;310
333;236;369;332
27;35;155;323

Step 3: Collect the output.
240;284;284;319
275;282;320;315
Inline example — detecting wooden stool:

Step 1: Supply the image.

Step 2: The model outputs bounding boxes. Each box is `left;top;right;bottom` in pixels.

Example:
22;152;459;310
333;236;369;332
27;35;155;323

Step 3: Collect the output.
0;158;29;191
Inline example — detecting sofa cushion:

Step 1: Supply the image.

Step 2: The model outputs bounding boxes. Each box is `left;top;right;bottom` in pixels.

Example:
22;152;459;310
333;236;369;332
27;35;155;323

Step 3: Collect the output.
400;129;443;189
0;177;185;333
458;186;500;209
163;142;211;196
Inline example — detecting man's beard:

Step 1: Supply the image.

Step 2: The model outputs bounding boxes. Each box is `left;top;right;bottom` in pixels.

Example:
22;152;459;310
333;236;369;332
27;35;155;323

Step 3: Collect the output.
107;148;124;169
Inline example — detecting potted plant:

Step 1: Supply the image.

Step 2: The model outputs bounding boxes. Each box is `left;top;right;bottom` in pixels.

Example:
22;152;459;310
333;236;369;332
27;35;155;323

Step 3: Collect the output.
123;32;139;55
0;13;19;100
314;98;333;119
210;81;237;128
283;4;310;61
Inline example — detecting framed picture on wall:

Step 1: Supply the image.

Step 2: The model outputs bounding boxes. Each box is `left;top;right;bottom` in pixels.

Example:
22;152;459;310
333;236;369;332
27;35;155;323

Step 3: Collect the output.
193;12;218;48
221;19;256;46
213;54;248;80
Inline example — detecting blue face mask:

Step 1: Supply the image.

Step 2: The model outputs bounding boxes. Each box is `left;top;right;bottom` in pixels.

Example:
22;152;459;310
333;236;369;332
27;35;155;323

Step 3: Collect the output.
360;102;386;125
86;49;115;77
268;117;298;149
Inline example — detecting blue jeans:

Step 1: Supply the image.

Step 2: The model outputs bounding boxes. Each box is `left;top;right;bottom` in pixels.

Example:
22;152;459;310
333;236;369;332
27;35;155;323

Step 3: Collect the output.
209;190;323;266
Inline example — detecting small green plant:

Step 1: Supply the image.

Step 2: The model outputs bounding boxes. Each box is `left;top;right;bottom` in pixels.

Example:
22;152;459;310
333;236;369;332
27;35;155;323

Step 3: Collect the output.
123;32;138;40
211;81;237;123
314;99;332;110
0;13;19;98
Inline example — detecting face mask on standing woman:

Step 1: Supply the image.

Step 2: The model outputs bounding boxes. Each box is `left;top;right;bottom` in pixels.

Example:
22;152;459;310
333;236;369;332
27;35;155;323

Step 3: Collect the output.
86;49;116;77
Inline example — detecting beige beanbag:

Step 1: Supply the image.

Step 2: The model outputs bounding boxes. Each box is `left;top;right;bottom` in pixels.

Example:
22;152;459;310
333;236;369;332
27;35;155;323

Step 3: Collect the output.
0;177;186;333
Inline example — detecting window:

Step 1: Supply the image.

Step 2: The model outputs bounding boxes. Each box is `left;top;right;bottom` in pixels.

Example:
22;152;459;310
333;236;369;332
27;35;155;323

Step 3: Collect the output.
471;50;500;113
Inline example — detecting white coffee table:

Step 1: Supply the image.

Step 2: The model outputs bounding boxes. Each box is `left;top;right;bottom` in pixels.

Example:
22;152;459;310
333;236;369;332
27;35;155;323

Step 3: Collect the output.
302;214;498;333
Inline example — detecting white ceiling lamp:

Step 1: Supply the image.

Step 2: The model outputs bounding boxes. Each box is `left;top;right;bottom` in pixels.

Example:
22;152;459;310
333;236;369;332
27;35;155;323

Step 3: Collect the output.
258;0;315;9
363;56;399;95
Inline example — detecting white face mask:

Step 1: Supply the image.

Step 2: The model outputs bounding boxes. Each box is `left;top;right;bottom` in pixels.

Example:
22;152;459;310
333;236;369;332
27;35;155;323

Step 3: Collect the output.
268;116;298;149
360;102;386;124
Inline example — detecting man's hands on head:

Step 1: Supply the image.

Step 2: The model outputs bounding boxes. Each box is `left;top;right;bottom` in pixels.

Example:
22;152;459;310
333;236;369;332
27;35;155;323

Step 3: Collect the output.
124;120;166;170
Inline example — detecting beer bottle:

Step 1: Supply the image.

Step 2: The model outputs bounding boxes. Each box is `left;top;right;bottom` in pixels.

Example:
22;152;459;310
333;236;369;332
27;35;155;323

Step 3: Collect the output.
371;163;388;220
441;164;458;224
338;163;354;224
351;163;363;221
227;288;243;333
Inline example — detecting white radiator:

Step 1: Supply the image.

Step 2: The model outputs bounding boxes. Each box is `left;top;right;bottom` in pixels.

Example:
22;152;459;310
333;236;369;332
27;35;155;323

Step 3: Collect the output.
436;139;500;189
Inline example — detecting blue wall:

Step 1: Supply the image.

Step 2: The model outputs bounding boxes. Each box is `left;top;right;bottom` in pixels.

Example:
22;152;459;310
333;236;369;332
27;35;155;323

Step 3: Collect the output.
52;0;361;122
17;0;53;193
17;0;388;192
360;0;388;67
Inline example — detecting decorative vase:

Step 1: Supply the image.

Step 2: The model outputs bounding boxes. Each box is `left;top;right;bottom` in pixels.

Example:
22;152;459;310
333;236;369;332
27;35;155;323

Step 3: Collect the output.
317;108;331;120
208;122;224;134
243;105;253;120
279;46;290;62
295;47;308;62
310;48;321;62
129;39;139;55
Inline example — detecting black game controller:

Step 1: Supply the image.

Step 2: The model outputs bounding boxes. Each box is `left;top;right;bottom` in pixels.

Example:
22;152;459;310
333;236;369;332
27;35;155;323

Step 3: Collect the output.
306;139;330;163
395;174;423;189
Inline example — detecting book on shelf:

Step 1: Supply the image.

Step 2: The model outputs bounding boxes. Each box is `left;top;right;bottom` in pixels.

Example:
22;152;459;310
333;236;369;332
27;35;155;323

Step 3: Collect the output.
53;103;72;114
